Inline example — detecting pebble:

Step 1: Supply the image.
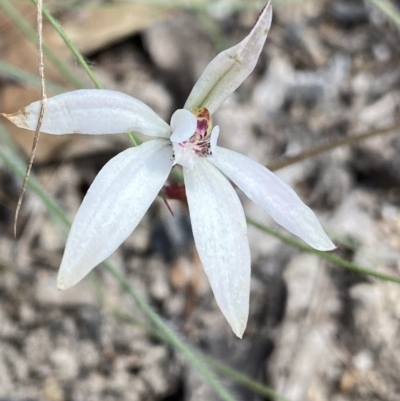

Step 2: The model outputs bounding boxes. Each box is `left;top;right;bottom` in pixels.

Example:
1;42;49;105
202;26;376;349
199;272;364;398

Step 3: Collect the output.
51;348;79;381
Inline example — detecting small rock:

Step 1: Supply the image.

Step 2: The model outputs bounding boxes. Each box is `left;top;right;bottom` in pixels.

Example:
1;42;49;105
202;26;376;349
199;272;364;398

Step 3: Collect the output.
38;220;63;252
0;309;21;340
170;257;192;290
332;1;369;25
51;348;79;381
78;341;100;371
359;92;400;128
18;302;37;325
253;51;293;115
71;371;105;401
147;258;170;302
140;346;177;397
77;305;102;341
25;328;52;366
123;222;150;253
353;350;374;372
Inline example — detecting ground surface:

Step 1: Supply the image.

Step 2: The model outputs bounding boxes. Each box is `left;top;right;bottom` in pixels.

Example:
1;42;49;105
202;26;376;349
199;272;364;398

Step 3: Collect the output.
0;1;400;400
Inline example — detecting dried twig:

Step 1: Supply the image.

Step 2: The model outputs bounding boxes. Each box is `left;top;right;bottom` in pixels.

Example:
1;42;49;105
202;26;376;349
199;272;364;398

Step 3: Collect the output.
14;0;47;236
267;123;400;172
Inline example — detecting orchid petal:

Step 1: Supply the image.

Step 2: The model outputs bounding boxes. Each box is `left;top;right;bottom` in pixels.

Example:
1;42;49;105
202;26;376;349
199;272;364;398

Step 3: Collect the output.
210;147;335;251
184;160;250;338
184;2;272;114
170;109;197;143
57;139;173;290
3;89;170;138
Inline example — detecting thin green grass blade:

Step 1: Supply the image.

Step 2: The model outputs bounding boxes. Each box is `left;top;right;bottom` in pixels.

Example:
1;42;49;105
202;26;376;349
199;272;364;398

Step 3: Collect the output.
127;132;143;147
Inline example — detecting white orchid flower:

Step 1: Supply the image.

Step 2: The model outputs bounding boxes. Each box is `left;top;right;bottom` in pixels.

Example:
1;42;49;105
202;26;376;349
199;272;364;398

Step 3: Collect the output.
3;2;334;338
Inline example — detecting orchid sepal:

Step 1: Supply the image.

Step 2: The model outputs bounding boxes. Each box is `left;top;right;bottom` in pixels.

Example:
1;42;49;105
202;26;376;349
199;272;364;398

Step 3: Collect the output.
57;139;173;290
184;160;251;338
210;146;335;251
184;2;273;114
2;89;171;138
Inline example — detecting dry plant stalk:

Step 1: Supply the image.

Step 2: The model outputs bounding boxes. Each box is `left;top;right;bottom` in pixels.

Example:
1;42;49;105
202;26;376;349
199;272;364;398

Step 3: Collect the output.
14;0;47;236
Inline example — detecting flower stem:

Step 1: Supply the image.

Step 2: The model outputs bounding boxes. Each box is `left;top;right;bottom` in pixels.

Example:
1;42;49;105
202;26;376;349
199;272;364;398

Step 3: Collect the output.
127;133;138;147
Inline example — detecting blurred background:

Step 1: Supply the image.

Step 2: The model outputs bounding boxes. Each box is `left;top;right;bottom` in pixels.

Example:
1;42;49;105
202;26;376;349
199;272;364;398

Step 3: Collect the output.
1;0;400;400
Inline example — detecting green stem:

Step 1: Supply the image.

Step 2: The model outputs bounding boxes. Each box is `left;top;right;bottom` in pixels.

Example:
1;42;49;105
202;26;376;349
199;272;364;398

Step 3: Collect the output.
0;0;85;89
127;132;142;147
247;217;400;285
